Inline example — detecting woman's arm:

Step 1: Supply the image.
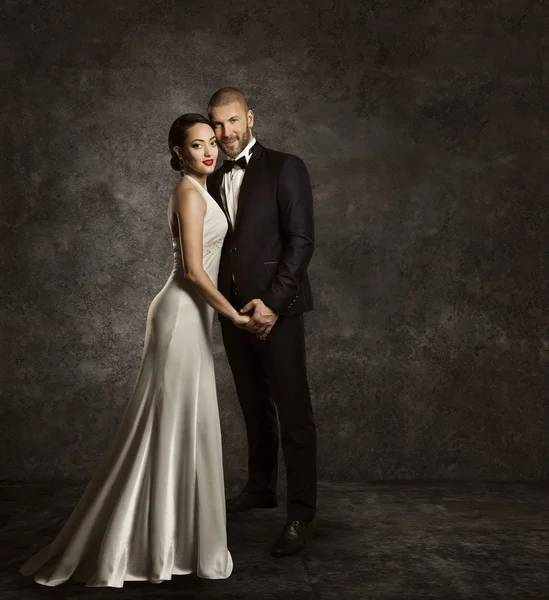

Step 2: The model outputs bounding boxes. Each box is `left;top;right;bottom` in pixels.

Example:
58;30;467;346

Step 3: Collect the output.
174;185;248;325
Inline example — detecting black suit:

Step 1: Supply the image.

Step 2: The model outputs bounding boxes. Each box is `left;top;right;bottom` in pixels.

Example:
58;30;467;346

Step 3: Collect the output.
207;141;317;521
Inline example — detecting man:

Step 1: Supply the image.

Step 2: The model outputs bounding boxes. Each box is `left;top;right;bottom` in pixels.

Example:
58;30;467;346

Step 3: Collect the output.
206;87;317;558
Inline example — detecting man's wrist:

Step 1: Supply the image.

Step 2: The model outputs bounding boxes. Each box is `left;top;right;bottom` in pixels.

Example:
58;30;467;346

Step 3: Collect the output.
260;296;277;314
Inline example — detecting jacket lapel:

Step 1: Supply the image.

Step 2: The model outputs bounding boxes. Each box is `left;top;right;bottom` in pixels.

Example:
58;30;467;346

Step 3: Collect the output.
234;141;263;232
207;167;232;234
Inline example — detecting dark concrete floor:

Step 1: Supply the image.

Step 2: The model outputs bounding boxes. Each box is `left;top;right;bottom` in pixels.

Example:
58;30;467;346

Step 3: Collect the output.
1;481;548;599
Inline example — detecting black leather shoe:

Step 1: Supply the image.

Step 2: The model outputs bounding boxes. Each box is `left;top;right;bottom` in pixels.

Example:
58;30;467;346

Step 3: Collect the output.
226;492;278;513
271;519;315;557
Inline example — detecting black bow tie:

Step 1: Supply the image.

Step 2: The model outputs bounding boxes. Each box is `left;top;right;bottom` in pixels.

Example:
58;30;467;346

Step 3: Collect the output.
223;156;248;173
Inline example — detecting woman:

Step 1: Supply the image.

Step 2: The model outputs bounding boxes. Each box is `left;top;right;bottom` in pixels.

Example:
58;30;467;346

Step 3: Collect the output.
19;114;248;586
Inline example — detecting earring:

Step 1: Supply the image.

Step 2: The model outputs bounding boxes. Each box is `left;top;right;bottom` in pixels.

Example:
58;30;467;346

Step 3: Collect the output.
178;156;185;177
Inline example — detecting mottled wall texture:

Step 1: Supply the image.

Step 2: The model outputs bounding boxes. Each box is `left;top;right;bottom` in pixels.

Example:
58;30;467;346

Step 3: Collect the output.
1;0;547;482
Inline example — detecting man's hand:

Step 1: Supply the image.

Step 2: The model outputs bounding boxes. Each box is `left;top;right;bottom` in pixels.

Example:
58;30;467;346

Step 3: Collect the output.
240;299;278;340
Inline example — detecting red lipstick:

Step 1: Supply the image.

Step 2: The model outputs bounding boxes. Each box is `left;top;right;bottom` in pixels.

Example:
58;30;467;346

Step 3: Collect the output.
202;159;214;166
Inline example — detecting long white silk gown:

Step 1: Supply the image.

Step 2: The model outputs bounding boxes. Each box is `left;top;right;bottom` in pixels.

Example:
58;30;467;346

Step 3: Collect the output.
19;174;233;586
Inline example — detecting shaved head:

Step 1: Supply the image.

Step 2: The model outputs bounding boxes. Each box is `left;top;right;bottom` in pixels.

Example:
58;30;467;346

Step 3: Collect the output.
207;87;248;116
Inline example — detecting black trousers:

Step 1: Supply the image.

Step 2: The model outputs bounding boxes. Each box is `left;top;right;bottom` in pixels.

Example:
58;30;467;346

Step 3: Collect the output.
220;285;317;521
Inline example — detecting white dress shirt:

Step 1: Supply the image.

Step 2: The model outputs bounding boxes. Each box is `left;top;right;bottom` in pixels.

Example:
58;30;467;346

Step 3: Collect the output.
221;137;256;226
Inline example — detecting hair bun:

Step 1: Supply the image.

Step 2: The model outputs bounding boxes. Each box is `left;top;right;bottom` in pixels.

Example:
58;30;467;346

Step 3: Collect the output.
170;153;181;172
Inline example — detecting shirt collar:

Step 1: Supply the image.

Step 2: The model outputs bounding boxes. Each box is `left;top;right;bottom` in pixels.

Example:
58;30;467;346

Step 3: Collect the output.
233;137;256;162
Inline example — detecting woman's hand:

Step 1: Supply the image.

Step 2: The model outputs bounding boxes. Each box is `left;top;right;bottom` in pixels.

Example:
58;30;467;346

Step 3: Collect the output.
239;299;278;340
232;313;251;330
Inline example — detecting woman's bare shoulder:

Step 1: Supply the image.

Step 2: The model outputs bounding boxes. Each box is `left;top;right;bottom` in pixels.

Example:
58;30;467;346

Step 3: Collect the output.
172;179;206;212
173;179;202;200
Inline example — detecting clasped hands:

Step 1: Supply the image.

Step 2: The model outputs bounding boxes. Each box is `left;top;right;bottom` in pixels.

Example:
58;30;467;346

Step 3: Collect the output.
237;299;278;340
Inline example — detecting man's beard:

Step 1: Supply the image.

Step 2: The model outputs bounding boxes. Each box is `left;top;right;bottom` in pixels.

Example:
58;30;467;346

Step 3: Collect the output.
222;126;252;158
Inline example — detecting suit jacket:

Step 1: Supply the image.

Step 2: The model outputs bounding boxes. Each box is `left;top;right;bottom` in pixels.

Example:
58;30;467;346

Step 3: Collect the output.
207;141;314;316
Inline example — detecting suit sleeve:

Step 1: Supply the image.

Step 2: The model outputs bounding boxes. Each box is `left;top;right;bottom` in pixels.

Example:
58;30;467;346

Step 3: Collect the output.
260;155;315;314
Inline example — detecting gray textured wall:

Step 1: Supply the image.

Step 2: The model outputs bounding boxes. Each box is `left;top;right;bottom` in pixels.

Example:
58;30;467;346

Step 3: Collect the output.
1;0;547;482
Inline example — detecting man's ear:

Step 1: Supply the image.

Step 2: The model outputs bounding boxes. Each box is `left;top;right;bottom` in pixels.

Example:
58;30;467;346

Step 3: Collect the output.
247;110;254;128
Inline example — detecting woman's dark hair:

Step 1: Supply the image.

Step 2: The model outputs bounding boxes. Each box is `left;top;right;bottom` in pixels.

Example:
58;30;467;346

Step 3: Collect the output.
168;113;212;171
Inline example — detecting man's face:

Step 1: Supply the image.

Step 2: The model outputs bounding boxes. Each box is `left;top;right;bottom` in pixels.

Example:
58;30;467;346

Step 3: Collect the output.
209;101;254;159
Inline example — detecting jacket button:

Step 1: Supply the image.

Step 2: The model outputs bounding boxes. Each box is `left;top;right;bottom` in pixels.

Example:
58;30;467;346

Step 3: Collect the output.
231;247;238;252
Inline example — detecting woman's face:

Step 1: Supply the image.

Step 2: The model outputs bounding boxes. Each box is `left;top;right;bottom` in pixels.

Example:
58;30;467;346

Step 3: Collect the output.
175;122;218;175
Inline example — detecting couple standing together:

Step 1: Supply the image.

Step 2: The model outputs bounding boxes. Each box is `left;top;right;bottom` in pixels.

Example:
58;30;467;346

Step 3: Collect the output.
20;87;317;586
